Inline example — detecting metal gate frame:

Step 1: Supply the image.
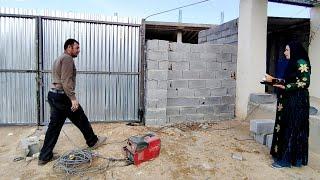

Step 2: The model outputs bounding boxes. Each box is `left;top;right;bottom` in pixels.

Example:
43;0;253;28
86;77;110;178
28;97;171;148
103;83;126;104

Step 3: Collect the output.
0;13;146;125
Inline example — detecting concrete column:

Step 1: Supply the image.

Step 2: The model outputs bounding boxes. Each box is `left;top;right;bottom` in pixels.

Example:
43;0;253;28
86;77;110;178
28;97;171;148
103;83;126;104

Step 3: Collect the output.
309;6;320;98
177;30;183;43
236;0;268;119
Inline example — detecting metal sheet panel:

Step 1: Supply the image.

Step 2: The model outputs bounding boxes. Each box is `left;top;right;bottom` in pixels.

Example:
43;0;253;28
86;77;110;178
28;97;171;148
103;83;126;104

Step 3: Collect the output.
0;72;37;124
0;16;36;70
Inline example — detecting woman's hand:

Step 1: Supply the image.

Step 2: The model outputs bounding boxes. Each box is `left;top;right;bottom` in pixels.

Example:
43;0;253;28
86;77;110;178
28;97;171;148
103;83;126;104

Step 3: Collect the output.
264;74;275;82
273;84;285;89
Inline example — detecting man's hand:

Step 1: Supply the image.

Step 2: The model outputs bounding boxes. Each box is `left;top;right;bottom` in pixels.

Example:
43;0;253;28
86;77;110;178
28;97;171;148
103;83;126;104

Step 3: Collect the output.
264;74;275;82
71;99;79;112
273;84;285;89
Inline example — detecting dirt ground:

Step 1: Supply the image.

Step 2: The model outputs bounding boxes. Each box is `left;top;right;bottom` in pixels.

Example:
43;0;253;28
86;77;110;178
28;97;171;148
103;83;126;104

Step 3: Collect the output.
0;120;319;180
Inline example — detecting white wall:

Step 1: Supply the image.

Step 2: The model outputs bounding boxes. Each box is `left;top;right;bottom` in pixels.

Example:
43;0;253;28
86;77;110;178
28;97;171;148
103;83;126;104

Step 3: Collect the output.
236;0;268;119
309;7;320;98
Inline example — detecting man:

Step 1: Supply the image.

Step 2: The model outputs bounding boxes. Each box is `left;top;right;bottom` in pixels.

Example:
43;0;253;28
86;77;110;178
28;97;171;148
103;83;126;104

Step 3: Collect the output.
38;39;107;165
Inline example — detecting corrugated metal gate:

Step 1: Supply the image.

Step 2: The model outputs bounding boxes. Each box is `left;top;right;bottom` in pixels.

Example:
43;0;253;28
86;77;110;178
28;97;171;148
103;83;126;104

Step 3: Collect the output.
0;9;144;124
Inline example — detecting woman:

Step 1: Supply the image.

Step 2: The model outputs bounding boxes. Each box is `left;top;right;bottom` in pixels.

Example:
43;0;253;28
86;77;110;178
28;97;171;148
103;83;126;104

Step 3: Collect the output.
265;41;311;168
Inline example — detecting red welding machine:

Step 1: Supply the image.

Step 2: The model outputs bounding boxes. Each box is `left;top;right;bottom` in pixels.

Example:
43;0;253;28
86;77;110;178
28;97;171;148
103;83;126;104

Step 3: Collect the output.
123;133;161;165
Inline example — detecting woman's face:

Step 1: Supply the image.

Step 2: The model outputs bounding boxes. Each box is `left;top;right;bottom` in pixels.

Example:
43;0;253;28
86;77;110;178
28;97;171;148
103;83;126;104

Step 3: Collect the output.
284;45;290;60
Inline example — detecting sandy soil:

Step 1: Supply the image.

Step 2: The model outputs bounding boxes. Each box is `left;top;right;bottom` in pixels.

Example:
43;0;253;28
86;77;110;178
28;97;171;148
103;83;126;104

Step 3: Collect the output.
0;120;319;180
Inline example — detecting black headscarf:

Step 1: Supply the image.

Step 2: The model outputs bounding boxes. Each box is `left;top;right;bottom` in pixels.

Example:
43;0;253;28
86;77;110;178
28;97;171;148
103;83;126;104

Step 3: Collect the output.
284;41;311;81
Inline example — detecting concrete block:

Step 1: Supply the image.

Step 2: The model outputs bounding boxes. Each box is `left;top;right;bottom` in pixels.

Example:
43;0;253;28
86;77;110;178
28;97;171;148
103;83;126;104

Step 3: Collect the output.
190;61;206;70
188;52;201;61
200;53;217;61
145;108;166;119
172;61;189;70
211;88;227;96
147;40;158;51
158;40;169;52
146;99;157;108
147;89;167;99
206;62;221;71
167;98;200;106
147;51;168;61
219;112;234;120
201;97;221;105
221;79;236;88
182;71;200;79
200;72;215;79
169;115;186;123
194;89;211;97
168;71;182;80
250;119;275;135
157;80;168;89
189;80;206;89
169;43;191;52
177;88;194;97
227;87;236;96
266;134;273;149
147;60;158;70
169;52;187;61
180;107;197;114
159;61;169;70
186;114;204;121
215;70;230;79
145;118;166;126
206;79;221;89
221;96;235;104
197;106;214;114
232;54;237;63
146;80;158;90
147;70;167;81
166;107;180;116
170;80;188;88
168;89;178;98
213;104;229;114
204;114;220;121
249;93;277;104
222;62;236;71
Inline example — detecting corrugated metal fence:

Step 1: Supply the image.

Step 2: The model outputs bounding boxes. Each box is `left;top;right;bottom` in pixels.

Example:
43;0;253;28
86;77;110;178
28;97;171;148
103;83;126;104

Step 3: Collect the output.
0;8;143;124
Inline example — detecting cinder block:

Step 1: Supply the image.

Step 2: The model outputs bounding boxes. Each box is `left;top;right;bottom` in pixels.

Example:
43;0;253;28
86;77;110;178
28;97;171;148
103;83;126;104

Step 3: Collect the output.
189;80;206;89
169;43;191;52
188;52;201;61
167;98;200;106
177;88;194;97
169;52;187;61
197;106;214;114
146;89;167;99
147;40;158;51
170;80;188;88
266;134;273;149
200;53;217;61
147;60;158;70
168;71;182;80
146;80;158;90
158;40;169;52
201;97;221;105
222;62;236;71
169;115;186;123
157;80;168;89
145;118;166;126
186;114;204;121
147;51;168;61
211;88;227;96
206;79;221;89
204;114;220;121
145;108;166;119
182;71;200;79
194;89;211;97
166;107;180;116
200;72;215;79
180;107;197;114
221;79;236;88
215;70;230;79
227;87;236;96
221;96;235;104
213;104;229;114
250;119;275;135
190;61;206;70
206;62;221;71
172;61;189;70
159;61;169;70
219;112;234;120
168;89;178;98
249;93;277;104
147;70;167;81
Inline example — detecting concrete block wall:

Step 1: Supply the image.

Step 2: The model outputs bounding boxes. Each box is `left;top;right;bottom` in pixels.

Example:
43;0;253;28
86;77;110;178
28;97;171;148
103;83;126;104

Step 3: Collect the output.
145;40;237;125
198;19;238;45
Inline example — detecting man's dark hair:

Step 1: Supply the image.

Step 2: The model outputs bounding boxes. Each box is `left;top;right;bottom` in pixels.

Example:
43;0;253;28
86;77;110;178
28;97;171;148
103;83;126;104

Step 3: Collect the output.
64;39;79;50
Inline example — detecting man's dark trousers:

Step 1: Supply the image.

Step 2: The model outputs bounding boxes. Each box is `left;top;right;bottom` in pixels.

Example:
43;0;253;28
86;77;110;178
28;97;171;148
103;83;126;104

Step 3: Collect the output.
39;91;98;161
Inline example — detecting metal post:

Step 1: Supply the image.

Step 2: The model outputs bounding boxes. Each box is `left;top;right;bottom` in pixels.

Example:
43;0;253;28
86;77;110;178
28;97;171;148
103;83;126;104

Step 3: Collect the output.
139;19;146;125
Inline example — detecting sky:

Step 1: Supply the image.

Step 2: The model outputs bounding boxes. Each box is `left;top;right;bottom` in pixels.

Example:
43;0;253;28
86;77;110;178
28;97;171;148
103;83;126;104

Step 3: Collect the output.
0;0;311;24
